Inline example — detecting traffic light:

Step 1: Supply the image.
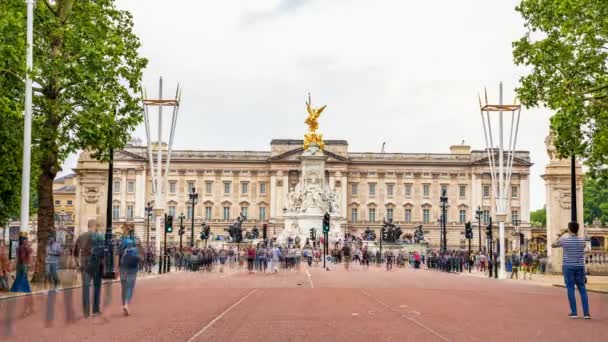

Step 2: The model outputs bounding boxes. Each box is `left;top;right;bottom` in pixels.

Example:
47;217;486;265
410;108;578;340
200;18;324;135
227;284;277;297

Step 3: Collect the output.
165;214;173;233
381;226;387;241
310;228;315;240
322;213;330;233
519;232;524;246
262;224;268;240
486;223;492;239
465;222;473;239
179;227;185;236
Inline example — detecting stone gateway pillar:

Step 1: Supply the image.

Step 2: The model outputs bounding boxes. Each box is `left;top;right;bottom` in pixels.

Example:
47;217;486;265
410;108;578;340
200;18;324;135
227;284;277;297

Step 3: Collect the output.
541;133;584;273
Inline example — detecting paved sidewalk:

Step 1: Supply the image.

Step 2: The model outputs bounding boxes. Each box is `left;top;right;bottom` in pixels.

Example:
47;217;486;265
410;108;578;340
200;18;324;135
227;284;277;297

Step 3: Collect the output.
459;269;608;293
0;269;161;301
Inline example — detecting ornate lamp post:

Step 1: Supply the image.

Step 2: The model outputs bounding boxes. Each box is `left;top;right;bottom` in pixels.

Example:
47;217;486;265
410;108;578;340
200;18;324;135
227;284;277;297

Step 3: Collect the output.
188;187;198;247
440;190;448;253
178;213;185;251
475;206;482;252
145;202;153;248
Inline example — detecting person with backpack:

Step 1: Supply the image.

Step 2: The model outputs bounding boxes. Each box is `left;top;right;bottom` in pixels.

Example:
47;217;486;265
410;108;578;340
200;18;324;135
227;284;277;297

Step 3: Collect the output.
510;251;520;280
119;228;142;316
74;219;105;318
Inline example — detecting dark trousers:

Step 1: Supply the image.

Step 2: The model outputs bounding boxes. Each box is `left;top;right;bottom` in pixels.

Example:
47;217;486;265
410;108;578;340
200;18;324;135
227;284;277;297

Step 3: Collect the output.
81;270;102;316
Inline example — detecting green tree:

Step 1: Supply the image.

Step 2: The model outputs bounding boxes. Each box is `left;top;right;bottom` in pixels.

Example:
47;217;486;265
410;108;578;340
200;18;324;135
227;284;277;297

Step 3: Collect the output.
530;207;546;227
0;0;147;280
583;176;608;225
513;0;608;178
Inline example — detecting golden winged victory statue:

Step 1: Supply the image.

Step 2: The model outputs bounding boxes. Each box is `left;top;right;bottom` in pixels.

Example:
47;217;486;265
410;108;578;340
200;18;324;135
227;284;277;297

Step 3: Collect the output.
303;94;327;150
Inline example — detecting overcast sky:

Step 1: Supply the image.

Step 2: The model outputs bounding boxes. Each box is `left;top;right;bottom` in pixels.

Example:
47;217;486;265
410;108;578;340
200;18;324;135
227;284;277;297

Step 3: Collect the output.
62;0;552;210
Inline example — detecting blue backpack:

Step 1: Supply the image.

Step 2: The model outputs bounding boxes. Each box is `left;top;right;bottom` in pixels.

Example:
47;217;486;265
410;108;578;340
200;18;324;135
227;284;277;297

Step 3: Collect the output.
120;238;140;269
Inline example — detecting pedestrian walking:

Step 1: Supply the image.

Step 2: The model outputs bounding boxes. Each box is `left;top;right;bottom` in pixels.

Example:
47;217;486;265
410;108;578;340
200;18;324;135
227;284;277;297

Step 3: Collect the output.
119;229;142;316
45;233;62;288
246;244;256;274
74;219;105;318
510;252;520;280
0;241;10;292
10;234;32;293
552;223;591;319
44;233;63;326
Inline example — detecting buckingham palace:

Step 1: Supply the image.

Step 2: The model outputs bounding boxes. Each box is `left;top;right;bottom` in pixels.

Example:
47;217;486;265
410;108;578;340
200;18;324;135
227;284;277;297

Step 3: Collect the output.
73;138;532;251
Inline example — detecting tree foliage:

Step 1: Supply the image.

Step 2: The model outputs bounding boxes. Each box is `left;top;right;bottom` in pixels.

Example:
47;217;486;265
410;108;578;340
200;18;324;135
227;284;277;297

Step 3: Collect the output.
513;0;608;178
530;207;546;227
0;0;147;279
583;176;608;225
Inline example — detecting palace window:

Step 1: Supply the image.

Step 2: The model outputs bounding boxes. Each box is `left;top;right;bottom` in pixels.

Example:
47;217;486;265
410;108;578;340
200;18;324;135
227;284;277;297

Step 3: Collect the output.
386;208;394;221
423;209;430;224
169;181;177;194
241;182;249;195
423;184;430;197
168;206;176;217
205;181;213;194
512;185;519;198
369;208;376;222
459;209;466;224
459;185;466;199
483;185;490;198
187;181;195;194
241;206;248;218
223;207;231;221
483;210;490;224
259;182;267;195
386;183;394;197
113;180;121;193
205;206;212;220
187;206;193;220
223;182;231;194
351;208;358;222
351;183;358;196
112;205;120;219
404;183;412;197
127;205;134;219
369;183;376;196
511;210;520;223
55;200;61;206
259;207;266;221
67;200;73;206
127;181;135;193
405;208;412;223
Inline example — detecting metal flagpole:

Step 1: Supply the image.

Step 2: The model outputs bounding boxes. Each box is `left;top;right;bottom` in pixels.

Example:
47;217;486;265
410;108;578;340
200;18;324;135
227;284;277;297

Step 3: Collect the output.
478;82;522;280
20;0;35;238
142;77;181;270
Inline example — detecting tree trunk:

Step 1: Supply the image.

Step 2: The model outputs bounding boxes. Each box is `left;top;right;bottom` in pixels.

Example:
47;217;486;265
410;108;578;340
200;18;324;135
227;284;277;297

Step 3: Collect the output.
31;150;58;282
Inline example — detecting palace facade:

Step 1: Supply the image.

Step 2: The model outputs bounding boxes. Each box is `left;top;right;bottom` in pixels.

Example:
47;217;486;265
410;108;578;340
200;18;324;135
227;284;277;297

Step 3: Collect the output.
73;139;533;250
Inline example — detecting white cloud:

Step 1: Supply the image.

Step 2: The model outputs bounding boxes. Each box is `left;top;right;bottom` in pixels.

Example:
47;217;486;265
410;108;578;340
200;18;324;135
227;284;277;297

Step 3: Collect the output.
62;0;552;210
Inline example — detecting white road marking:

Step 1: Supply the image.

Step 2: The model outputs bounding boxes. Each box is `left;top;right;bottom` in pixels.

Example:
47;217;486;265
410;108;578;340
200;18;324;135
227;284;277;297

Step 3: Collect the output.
186;289;258;342
305;270;314;288
360;290;450;342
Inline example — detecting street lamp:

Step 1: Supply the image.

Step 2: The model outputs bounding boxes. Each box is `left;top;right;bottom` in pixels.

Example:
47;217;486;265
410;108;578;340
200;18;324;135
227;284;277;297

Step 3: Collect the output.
513;218;521;252
178;213;185;251
188;187;198;247
440;189;448;253
145;202;153;248
475;206;482;252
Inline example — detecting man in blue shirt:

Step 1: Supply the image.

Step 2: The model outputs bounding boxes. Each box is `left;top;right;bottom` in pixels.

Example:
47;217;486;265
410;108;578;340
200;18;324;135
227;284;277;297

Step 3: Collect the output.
552;222;590;319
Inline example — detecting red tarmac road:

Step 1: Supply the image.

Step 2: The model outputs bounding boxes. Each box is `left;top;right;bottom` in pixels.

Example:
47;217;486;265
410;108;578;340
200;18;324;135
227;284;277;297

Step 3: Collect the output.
1;265;606;342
